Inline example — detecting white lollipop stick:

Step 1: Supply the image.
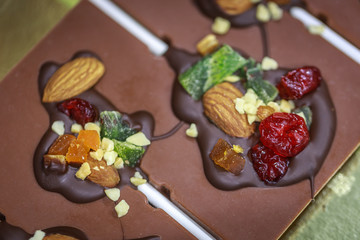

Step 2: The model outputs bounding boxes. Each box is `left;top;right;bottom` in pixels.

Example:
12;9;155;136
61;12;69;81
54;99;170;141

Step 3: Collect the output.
290;7;360;64
138;183;215;240
89;0;168;56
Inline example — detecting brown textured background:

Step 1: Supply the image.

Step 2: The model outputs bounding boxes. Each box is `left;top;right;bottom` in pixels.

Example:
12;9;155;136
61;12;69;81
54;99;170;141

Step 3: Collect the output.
0;0;359;239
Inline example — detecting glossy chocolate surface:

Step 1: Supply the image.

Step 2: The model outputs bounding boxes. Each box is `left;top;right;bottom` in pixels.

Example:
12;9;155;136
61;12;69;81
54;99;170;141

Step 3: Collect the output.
33;52;155;203
165;46;336;192
0;213;88;240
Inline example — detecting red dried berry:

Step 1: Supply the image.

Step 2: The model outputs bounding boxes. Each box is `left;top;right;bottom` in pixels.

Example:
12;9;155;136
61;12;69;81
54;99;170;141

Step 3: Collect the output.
277;66;322;99
250;143;290;184
57;98;98;126
259;112;309;157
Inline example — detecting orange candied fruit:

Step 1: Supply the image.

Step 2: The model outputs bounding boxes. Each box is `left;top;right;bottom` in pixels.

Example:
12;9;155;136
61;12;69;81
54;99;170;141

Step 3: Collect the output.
65;139;90;166
48;134;76;155
77;130;100;151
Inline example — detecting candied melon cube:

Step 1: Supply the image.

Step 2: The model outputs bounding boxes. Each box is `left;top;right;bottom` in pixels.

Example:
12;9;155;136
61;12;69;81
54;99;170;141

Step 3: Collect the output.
65;139;90;166
48;134;76;155
77;130;100;151
209;138;245;175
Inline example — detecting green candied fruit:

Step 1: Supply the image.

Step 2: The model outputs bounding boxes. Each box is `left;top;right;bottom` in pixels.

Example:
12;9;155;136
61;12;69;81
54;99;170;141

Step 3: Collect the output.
113;139;145;167
238;57;257;79
293;106;313;129
100;111;136;141
179;44;247;100
245;65;278;104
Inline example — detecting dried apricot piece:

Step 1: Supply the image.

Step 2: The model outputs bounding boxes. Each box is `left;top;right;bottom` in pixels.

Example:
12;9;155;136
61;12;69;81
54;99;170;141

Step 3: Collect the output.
65;139;90;166
209;138;245;175
77;130;100;151
48;134;76;155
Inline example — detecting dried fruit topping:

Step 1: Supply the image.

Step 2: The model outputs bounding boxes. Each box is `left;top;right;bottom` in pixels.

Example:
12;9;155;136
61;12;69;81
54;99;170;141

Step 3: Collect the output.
57;98;98;126
259;112;309;157
203;82;255;137
216;0;253;15
77;130;100;151
48;134;76;155
277;66;322;100
209;138;246;175
65;139;90;166
250;143;290;184
86;155;120;188
43;233;79;240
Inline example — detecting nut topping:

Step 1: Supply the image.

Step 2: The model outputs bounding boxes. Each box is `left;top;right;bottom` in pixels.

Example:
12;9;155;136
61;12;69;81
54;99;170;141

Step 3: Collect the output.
42;57;105;102
203;82;255;137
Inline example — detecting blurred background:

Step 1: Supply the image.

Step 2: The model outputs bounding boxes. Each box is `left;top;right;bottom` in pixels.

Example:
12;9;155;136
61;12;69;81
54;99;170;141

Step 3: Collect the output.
0;0;359;239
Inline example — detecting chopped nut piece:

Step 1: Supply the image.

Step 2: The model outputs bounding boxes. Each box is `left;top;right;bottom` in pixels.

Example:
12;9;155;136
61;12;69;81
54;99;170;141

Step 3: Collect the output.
257;105;275;120
261;56;278;70
75;162;91;180
84;122;101;134
308;25;325;35
279;99;295;113
130;171;147;186
134;171;143;179
224;75;240;83
209;138;246;175
216;0;253;15
114;157;124;169
196;34;219;56
101;137;114;152
233;145;244;153
130;177;147;186
268;2;283;21
93;166;100;171
104;188;120;201
29;230;46;240
186;123;198;138
296;112;307;125
256;4;271;22
126;132;151;146
235;89;266;124
104;151;118;165
71;123;83;133
51;120;65;136
267;101;281;112
115;200;129;218
212;17;231;35
90;148;104;161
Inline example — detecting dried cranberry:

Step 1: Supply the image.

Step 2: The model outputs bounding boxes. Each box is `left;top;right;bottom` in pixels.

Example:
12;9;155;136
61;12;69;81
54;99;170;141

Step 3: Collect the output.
57;98;98;126
259;112;309;157
277;66;322;99
250;143;290;184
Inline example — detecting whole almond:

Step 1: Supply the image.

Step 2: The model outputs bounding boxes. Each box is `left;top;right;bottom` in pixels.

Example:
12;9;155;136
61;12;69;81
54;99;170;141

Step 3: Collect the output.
216;0;253;15
42;57;105;102
203;82;255;137
86;155;120;188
